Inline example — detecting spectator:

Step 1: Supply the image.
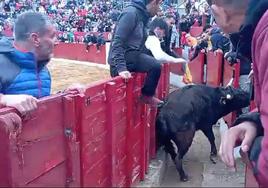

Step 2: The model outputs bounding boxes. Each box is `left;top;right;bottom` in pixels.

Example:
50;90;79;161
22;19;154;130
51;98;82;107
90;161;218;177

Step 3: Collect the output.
108;0;164;107
84;32;97;52
206;0;268;186
145;17;186;63
210;27;230;54
0;11;57;115
224;35;251;114
0;11;84;117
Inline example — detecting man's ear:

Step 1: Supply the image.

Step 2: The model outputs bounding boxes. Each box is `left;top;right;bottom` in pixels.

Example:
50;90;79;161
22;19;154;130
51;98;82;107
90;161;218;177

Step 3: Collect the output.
30;33;40;47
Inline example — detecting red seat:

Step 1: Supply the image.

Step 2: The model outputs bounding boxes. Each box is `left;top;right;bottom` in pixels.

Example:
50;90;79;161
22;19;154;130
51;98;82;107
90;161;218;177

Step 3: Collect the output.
190;26;203;37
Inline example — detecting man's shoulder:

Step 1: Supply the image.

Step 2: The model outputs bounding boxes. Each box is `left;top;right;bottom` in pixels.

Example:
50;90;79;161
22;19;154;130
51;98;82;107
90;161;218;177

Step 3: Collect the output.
0;53;21;93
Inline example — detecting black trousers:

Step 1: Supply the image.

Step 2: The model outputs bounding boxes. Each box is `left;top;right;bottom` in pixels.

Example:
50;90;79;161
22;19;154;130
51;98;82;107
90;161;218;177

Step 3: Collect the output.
110;51;161;97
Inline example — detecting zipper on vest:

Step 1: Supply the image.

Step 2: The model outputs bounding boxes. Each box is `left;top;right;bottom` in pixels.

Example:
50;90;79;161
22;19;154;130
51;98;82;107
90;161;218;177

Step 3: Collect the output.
35;62;42;98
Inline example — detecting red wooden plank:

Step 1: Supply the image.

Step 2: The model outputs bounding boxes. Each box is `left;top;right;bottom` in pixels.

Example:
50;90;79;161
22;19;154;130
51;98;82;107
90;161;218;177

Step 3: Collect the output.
188;52;205;84
106;81;118;187
206;51;223;87
0;94;80;187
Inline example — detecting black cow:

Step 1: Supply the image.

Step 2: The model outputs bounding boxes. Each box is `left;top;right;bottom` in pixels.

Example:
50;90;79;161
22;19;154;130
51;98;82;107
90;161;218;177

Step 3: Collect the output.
156;85;250;182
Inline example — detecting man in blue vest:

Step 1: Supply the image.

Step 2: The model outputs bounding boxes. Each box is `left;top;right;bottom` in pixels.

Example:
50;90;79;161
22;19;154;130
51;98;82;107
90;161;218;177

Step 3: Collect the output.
0;12;62;117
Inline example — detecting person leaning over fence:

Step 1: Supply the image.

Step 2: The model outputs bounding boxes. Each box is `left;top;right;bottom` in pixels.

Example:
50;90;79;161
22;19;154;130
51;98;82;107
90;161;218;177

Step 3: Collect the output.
0;12;84;117
206;0;268;186
145;17;187;64
108;0;164;107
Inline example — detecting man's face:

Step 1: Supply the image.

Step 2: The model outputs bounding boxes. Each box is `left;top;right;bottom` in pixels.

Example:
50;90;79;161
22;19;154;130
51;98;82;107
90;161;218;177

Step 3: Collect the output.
33;25;57;61
154;27;165;39
165;17;175;28
147;0;163;17
210;3;246;34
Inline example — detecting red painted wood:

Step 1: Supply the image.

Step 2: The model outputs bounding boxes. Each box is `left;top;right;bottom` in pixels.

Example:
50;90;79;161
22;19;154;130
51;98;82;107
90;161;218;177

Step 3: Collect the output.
206;52;223;87
188;52;205;84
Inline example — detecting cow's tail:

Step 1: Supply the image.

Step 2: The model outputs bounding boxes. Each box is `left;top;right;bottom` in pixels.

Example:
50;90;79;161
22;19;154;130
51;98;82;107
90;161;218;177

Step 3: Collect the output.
156;113;169;148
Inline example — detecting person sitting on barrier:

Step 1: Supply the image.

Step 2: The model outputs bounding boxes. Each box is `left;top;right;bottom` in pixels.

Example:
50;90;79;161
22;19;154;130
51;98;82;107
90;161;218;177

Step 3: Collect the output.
84;32;97;52
210;27;230;54
96;33;106;53
108;0;164;107
206;0;268;186
145;17;187;64
0;11;84;117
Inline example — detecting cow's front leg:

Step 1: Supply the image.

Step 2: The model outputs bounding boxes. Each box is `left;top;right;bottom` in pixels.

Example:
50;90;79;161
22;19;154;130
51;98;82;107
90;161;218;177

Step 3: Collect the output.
202;128;217;164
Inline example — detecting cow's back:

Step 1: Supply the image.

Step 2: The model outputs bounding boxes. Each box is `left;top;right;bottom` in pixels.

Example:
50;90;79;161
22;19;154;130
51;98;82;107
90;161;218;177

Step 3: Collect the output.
159;85;223;131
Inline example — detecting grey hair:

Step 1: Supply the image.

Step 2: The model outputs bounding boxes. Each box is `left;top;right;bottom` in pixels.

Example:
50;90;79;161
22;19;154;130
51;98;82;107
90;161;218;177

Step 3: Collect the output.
14;11;53;41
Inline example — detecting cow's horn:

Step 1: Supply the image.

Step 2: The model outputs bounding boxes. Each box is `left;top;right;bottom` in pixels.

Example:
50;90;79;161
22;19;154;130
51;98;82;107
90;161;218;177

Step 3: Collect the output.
226;94;232;100
226;78;234;87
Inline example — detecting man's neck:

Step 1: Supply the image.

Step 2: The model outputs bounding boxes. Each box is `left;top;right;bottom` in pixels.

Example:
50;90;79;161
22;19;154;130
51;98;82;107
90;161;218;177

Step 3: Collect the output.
13;41;33;53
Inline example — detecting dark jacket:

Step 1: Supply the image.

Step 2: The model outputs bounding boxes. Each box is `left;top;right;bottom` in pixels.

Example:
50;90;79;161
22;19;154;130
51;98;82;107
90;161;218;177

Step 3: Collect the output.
0;37;51;98
161;27;178;58
210;28;230;54
108;0;150;74
228;0;268;77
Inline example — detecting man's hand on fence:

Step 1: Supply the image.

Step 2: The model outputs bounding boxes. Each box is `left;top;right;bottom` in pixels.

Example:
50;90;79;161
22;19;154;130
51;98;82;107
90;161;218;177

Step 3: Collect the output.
224;51;238;65
219;121;257;171
0;94;38;116
66;83;87;94
214;49;223;56
119;71;132;79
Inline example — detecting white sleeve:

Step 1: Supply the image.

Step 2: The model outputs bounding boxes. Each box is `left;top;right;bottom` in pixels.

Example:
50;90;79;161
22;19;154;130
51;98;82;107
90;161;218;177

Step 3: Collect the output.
145;36;186;63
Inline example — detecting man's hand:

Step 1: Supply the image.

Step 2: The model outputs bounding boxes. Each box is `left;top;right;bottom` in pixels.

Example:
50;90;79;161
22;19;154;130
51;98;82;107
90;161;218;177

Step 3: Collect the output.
65;83;86;94
119;71;132;79
0;94;38;115
214;49;223;56
224;51;238;65
219;121;257;171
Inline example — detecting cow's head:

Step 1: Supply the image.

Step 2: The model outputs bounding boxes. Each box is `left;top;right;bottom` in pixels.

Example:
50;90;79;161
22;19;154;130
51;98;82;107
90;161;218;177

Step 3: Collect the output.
219;86;250;110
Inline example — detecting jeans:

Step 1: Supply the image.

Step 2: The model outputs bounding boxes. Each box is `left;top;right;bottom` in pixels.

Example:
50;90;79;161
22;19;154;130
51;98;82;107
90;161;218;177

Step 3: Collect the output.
110;51;162;96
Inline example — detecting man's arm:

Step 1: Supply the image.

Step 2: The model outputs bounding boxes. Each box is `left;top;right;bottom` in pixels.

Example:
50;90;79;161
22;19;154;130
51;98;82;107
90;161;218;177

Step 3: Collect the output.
110;11;137;73
145;36;186;63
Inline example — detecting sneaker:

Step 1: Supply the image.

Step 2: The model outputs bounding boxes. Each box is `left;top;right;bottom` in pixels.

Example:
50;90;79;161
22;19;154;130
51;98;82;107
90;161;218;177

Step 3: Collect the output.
139;95;164;107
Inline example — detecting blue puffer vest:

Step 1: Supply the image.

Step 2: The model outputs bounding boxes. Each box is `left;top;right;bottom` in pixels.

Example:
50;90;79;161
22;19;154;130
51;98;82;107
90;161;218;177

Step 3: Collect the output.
0;37;51;98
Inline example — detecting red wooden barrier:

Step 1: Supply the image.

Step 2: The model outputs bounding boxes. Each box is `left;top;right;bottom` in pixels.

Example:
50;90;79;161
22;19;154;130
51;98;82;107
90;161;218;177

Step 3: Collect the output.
222;60;240;127
53;43;106;65
190;26;203;37
206;52;223;87
169;48;184;75
0;94;81;187
245;165;259;187
188;52;206;84
0;63;169;187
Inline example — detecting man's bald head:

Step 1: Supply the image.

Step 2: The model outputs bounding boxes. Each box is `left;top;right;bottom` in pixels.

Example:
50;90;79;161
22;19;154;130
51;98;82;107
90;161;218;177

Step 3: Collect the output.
207;0;250;33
